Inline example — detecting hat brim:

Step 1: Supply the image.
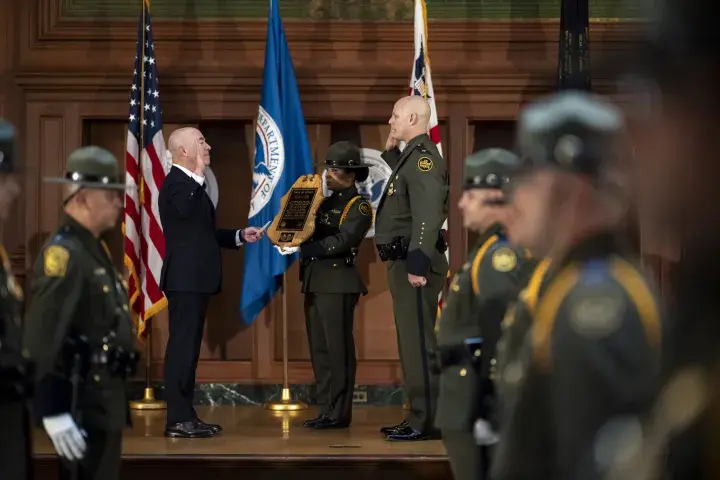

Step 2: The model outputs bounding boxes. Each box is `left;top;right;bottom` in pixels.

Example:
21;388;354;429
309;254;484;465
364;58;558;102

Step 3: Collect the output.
319;163;371;169
44;177;128;190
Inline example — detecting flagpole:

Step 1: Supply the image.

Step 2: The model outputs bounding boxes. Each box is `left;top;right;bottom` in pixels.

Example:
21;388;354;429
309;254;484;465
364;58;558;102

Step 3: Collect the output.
264;271;307;411
130;0;165;411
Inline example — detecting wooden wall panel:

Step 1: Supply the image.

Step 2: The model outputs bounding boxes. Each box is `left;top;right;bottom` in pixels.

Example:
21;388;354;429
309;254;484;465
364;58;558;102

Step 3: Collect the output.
5;0;664;384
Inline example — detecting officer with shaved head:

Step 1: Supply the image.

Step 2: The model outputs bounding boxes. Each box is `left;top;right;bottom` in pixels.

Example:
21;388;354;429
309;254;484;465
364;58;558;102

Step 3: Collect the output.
375;96;449;441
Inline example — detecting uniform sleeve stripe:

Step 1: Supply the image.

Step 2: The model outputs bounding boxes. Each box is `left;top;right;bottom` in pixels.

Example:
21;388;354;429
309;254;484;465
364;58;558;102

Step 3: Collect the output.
531;267;580;371
609;256;662;353
525;258;553;312
470;235;499;295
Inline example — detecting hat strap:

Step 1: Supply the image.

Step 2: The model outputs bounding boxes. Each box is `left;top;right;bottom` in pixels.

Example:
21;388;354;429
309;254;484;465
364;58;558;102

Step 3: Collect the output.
65;172;120;185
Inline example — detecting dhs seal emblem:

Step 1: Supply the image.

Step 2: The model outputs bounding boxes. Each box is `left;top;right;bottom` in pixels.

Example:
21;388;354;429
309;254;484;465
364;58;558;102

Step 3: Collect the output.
356;148;391;238
250;106;285;218
320;147;390;238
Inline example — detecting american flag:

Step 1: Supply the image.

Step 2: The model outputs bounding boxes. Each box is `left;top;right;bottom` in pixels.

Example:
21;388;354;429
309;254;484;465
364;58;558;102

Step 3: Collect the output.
408;0;450;315
123;0;169;338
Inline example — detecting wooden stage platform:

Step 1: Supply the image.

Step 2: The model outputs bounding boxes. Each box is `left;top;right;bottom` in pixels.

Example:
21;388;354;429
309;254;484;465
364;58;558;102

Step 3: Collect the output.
33;406;450;479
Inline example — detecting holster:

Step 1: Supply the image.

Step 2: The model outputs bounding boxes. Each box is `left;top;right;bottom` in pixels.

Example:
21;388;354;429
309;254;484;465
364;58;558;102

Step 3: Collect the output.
0;354;35;401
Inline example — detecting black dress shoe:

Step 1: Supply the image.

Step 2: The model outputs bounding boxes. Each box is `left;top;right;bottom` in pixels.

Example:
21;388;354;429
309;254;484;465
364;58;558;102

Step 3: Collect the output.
380;420;409;435
303;414;327;428
164;421;216;438
196;418;222;433
385;426;441;442
310;417;349;430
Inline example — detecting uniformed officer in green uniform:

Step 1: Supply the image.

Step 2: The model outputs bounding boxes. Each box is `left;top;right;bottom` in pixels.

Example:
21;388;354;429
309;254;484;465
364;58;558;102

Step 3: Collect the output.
434;148;535;479
23;146;138;480
277;142;373;429
0;121;34;480
490;91;668;480
375;96;449;441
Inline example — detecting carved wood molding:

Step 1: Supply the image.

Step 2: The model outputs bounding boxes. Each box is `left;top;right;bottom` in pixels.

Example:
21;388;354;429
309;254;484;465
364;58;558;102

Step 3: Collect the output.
20;0;645;86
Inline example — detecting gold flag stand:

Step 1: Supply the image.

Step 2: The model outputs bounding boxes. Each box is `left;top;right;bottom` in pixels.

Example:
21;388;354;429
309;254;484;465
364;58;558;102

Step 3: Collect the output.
265;273;307;411
130;318;166;410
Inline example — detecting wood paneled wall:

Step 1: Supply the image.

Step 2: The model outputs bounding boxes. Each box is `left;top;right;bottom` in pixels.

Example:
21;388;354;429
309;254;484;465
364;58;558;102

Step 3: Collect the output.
1;0;655;384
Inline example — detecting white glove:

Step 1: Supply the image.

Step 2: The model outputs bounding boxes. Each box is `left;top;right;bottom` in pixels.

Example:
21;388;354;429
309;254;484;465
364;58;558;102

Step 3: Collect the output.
274;245;299;255
474;419;500;446
43;413;87;461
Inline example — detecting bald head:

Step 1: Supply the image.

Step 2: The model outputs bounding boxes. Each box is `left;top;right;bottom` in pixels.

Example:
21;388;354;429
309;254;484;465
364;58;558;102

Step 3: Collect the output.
388;96;431;143
167;127;211;175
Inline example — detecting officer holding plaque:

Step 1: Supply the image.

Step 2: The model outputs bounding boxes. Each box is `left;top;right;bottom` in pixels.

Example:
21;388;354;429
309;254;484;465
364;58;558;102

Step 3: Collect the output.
276;141;373;429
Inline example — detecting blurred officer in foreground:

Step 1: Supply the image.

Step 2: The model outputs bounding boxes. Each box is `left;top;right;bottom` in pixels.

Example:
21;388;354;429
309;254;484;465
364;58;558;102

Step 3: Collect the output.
23;146;138;480
277;142;373;429
0;121;33;480
491;91;668;480
602;0;720;478
434;148;535;480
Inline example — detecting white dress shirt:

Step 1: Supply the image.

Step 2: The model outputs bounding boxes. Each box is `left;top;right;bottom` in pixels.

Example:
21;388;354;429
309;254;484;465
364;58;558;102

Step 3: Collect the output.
172;164;243;246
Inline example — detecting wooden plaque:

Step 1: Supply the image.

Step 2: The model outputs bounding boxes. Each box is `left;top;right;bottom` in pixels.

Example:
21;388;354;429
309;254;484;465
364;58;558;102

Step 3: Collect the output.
267;174;325;248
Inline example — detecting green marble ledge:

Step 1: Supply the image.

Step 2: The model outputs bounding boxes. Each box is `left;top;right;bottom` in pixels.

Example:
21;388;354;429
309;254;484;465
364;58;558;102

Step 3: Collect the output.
62;0;642;20
128;382;407;407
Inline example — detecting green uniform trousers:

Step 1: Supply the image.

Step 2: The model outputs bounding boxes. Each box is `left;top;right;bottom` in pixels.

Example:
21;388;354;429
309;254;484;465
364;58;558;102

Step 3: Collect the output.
443;431;487;480
0;400;31;480
304;293;359;424
387;254;447;432
58;429;122;480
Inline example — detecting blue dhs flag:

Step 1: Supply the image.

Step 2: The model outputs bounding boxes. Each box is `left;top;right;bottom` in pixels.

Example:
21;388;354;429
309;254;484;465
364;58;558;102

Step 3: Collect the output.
240;0;313;325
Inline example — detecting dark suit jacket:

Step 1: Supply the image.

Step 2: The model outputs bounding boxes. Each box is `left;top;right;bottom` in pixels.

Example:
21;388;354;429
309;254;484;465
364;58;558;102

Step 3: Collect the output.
158;166;240;294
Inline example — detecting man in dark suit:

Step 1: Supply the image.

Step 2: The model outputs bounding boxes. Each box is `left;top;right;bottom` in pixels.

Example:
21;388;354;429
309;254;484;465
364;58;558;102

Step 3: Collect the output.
159;127;263;439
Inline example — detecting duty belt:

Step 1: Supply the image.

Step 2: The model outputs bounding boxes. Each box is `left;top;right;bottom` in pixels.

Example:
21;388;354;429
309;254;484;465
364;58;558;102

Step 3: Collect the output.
376;230;447;262
301;247;358;267
430;341;483;374
90;344;139;379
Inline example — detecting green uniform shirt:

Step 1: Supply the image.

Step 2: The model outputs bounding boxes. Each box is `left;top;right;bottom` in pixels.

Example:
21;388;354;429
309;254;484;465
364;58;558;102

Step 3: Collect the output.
492;233;666;479
434;226;534;431
299;185;373;294
375;133;449;276
23;214;135;430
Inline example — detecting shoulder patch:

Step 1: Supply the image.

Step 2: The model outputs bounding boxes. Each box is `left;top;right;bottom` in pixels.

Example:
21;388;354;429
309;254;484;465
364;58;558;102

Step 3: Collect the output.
569;291;625;339
358;201;372;216
417;157;433;172
492;246;518;272
44;245;70;277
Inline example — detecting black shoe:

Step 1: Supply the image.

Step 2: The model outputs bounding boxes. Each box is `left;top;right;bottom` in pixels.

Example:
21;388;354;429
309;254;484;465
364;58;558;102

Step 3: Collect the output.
310;417;349;430
164;421;216;438
385;426;441;442
303;414;327;428
196;418;222;433
380;420;409;435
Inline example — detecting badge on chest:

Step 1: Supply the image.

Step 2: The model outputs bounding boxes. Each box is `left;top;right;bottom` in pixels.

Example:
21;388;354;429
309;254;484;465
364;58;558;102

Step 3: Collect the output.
319;209;342;226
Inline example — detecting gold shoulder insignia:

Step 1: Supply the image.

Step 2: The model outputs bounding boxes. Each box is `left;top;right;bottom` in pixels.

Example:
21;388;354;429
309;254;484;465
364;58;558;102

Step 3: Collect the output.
570;294;625;339
44;245;70;277
358;202;372;216
492;247;517;272
417;157;433;172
